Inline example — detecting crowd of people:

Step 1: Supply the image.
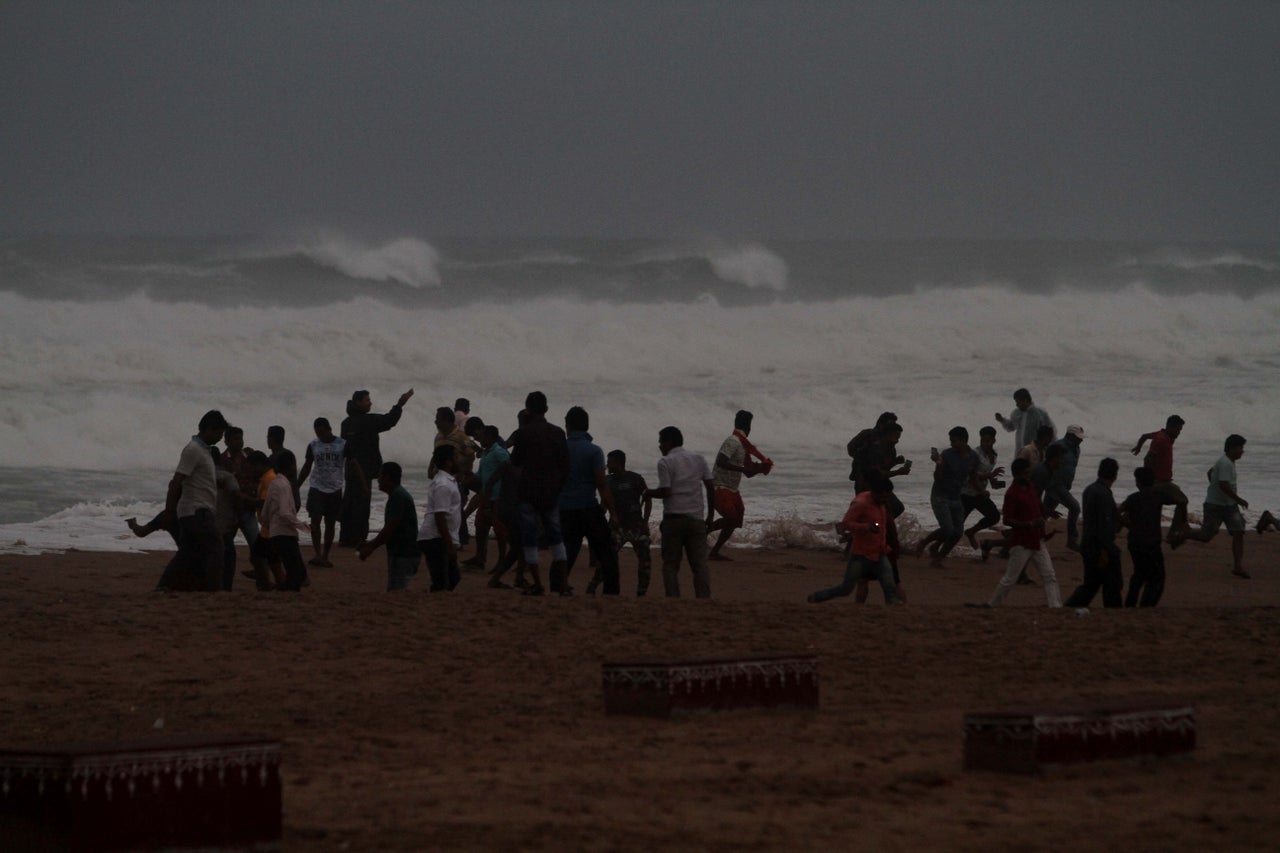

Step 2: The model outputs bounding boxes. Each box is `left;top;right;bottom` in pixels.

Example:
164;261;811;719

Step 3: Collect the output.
146;387;1265;607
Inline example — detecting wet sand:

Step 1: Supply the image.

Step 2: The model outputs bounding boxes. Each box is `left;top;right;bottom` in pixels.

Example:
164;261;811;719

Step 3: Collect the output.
1;531;1277;850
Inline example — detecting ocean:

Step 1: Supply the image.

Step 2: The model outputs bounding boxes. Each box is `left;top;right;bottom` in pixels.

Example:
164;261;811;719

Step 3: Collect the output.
2;234;1278;555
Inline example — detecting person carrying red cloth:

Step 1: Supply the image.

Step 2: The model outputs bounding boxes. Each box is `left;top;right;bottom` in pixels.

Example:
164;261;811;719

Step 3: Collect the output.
709;410;772;560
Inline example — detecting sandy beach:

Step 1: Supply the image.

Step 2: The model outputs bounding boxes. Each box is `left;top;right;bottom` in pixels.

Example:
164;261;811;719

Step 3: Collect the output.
2;531;1277;851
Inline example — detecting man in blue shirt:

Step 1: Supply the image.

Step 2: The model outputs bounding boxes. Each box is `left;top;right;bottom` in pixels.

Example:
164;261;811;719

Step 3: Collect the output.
558;406;620;595
464;424;513;573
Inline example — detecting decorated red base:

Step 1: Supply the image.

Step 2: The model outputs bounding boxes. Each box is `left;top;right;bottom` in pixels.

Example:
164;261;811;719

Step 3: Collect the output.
0;733;281;851
603;653;818;717
963;703;1196;773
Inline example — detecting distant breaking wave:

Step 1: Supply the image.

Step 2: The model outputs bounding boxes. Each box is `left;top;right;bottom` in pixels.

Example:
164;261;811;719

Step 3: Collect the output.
2;235;1276;306
705;244;789;291
1119;247;1278;274
626;242;789;291
275;233;443;288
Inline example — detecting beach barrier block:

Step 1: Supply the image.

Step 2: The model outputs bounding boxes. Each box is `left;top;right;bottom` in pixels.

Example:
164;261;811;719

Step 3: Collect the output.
963;703;1196;773
603;653;818;717
0;733;281;851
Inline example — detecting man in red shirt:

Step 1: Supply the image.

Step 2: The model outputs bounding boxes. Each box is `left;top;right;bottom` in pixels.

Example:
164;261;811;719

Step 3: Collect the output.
808;474;900;605
980;457;1062;608
1130;415;1190;545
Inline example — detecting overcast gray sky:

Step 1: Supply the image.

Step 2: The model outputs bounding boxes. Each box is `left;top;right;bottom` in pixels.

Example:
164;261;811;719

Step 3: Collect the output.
2;1;1277;240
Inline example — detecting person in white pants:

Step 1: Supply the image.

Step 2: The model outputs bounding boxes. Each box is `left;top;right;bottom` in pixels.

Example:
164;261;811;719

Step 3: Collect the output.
986;457;1062;608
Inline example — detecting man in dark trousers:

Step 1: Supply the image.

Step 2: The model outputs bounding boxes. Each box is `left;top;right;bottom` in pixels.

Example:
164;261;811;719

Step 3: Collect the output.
558;406;620;595
1121;466;1167;607
1064;458;1123;609
155;410;229;592
338;387;413;546
507;391;571;596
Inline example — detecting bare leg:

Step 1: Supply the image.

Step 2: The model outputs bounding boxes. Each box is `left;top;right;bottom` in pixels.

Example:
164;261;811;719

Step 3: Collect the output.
1169;501;1190;543
1230;532;1249;578
709;524;736;559
321;518;335;564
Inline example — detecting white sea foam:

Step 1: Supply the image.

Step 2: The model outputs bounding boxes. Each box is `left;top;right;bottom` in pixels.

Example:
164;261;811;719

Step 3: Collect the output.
706;243;789;291
0;500;173;555
2;281;1278;551
624;241;789;290
2;284;1278;465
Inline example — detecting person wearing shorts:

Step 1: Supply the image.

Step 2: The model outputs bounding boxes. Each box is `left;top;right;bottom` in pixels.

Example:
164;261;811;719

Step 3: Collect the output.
298;417;349;568
709;410;770;560
1185;434;1251;578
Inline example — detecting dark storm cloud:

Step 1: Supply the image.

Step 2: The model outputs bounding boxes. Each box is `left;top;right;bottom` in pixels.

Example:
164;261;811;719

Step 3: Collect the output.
2;1;1277;238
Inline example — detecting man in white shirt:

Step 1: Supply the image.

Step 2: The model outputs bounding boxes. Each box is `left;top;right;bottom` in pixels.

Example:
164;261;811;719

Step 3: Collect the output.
644;426;715;599
298;417;351;568
155;410;228;592
1184;434;1251;578
419;444;463;592
996;388;1055;454
708;409;772;561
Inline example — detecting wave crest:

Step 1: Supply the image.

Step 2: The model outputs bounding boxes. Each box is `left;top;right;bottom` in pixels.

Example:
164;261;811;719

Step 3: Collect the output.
291;233;443;288
1121;247;1278;274
706;243;789;291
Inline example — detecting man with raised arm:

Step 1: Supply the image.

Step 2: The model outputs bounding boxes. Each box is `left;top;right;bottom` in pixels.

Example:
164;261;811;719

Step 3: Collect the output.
338;388;413;546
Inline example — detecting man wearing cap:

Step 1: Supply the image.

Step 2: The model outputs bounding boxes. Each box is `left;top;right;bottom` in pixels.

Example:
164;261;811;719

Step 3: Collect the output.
338;388;414;547
1043;424;1085;551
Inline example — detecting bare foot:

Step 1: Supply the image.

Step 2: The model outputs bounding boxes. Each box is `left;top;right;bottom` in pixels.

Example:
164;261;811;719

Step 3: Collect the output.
708;553;733;562
126;517;148;537
966;532;979;550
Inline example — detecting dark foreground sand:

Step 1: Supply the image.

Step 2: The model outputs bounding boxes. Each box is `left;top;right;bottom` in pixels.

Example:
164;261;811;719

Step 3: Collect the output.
1;531;1277;851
